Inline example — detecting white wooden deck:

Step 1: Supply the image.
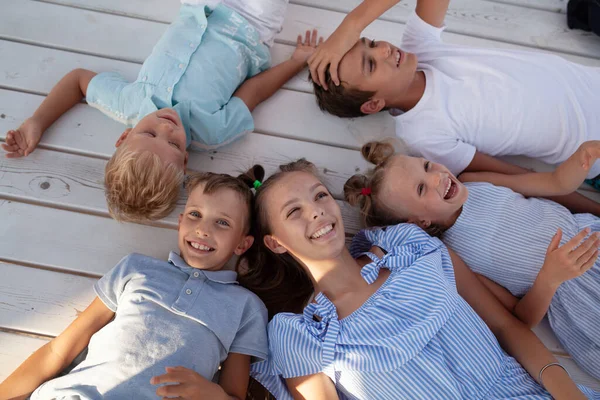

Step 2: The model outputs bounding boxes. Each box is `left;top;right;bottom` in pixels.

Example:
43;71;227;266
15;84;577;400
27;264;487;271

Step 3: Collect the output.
1;0;600;391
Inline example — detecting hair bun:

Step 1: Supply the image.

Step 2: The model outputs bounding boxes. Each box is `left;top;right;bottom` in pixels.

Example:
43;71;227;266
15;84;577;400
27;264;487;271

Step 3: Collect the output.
361;141;395;166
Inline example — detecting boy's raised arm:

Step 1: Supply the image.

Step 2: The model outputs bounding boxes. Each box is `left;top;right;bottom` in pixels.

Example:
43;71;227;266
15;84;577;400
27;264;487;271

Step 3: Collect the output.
0;297;114;399
308;0;450;88
234;30;322;113
2;68;96;158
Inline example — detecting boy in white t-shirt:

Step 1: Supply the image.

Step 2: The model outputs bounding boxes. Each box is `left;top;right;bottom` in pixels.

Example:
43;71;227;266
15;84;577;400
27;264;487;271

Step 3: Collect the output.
308;0;600;214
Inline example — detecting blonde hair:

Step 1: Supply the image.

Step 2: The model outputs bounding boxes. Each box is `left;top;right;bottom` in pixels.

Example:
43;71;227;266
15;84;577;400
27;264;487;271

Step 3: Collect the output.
104;147;184;222
344;141;446;236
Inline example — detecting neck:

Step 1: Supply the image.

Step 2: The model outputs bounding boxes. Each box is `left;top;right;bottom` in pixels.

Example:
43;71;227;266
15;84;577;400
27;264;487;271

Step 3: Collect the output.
305;250;366;303
389;70;426;112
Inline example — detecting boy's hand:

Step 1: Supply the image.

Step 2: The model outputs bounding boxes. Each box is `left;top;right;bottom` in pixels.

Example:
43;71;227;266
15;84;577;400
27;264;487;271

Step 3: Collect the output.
292;29;323;65
539;227;599;289
575;140;600;171
151;366;231;400
2;118;44;158
308;23;360;89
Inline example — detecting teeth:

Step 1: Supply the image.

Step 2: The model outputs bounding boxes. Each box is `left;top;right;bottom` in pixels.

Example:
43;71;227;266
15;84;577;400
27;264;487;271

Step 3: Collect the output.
444;179;452;198
311;224;333;239
396;50;400;65
190;242;212;251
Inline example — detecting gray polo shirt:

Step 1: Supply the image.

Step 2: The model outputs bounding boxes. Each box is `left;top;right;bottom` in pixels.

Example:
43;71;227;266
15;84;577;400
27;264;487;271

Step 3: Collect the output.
31;252;268;399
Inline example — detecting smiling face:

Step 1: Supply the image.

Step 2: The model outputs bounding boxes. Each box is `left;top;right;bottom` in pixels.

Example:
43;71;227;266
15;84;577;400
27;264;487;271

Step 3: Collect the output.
116;108;188;170
262;172;346;264
178;185;253;271
337;38;419;107
379;155;469;230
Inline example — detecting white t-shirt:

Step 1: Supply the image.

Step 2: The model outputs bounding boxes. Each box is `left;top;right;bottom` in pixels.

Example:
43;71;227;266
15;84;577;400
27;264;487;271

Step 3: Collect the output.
395;12;600;177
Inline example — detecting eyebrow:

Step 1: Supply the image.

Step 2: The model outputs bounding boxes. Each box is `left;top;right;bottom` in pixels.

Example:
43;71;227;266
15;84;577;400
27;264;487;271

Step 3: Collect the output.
280;182;324;212
185;205;233;220
360;37;367;76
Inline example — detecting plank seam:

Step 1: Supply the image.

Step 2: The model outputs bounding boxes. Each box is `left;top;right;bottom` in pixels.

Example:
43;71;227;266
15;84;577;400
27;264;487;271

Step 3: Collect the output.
0;327;55;341
0;257;103;280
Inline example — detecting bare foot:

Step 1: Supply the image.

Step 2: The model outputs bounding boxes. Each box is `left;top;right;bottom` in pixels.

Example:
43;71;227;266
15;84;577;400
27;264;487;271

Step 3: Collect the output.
1;118;44;158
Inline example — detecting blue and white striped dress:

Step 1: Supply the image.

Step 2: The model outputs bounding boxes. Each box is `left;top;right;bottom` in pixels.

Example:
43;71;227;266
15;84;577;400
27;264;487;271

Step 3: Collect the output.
251;223;599;399
443;182;600;380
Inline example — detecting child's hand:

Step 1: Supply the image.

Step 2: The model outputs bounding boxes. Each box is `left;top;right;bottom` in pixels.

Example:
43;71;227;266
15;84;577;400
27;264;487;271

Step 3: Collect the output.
539;228;599;289
292;29;323;65
308;23;360;89
2;118;44;158
151;366;229;400
575;140;600;171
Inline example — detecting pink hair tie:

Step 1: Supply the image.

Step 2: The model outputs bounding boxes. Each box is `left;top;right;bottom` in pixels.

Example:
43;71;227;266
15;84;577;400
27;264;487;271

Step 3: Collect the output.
361;187;372;196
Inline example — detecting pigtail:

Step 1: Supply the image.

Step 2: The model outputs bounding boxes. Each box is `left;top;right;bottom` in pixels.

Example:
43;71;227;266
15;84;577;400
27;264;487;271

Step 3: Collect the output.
238;165;265;190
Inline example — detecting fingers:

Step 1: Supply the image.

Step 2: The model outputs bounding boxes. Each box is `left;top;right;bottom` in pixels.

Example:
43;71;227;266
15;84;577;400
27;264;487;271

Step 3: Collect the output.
297;34;302;46
310;29;318;47
563;227;590;253
319;36;324;45
579;249;598;273
156;382;190;398
570;232;598;260
151;367;188;385
305;29;311;46
309;56;322;86
329;58;340;86
317;61;328;90
546;228;562;255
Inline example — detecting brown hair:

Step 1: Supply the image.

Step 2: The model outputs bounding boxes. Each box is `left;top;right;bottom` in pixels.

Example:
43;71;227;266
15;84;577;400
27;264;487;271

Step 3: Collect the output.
237;159;317;319
104;147;184;222
344;141;446;237
184;167;262;234
311;68;375;118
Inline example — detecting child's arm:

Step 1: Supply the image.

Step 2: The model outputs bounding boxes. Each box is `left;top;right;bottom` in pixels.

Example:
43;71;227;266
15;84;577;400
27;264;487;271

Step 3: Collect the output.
286;373;340;400
151;353;251;400
233;30;322;113
0;297;114;399
1;68;97;158
513;228;598;327
308;0;450;88
474;273;518;312
449;248;587;399
461;149;600;215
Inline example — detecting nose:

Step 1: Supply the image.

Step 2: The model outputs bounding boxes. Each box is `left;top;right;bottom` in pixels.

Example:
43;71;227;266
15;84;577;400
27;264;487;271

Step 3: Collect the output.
376;42;391;60
428;171;443;188
195;221;211;237
311;206;325;220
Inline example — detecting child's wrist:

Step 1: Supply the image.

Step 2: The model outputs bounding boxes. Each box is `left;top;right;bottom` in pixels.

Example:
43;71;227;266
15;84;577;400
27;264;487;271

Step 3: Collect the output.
536;269;561;291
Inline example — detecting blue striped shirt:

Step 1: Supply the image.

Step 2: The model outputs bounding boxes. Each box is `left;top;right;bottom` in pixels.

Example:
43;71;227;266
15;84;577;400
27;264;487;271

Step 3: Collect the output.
443;181;600;381
251;223;599;399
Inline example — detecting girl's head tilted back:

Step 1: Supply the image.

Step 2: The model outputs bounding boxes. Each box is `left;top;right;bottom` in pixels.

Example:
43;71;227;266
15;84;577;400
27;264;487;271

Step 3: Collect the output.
344;141;469;236
239;159;347;318
178;170;259;272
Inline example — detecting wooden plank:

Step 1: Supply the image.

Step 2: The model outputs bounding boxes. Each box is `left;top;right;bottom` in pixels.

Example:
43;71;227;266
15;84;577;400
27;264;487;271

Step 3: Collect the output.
486;0;567;14
0;147;364;233
38;0;600;62
0;331;49;381
0;200;179;276
0;40;310;95
0;263;96;337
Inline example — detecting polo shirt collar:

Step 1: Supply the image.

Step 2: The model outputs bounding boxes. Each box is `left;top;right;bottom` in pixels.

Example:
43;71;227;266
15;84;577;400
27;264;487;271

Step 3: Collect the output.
168;251;238;285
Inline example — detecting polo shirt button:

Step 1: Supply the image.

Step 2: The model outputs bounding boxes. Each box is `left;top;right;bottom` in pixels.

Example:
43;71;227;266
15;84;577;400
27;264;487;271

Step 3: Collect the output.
193;272;199;278
179;63;185;69
185;289;192;295
142;76;148;81
189;42;195;48
167;87;172;93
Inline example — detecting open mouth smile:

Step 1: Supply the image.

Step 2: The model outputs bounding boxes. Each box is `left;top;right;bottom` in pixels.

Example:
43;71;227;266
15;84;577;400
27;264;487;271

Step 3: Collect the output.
310;223;336;240
186;240;215;253
443;178;459;200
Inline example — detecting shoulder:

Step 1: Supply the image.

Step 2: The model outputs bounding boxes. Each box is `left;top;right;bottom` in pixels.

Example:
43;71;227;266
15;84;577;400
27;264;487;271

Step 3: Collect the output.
351;223;437;256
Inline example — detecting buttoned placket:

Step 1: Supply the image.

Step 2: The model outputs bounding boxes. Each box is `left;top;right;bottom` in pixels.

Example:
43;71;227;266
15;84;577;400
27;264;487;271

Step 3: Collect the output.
172;269;205;314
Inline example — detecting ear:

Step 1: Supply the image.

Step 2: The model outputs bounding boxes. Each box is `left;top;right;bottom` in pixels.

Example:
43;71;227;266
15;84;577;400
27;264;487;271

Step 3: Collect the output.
115;128;132;147
178;213;183;228
360;98;386;115
263;235;288;254
183;151;189;172
234;235;255;256
408;217;431;231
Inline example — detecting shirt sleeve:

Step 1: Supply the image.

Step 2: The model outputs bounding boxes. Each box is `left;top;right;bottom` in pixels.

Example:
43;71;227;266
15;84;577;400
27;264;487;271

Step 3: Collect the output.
184;96;254;149
406;130;476;176
400;11;446;54
229;299;269;361
85;72;135;125
93;254;136;312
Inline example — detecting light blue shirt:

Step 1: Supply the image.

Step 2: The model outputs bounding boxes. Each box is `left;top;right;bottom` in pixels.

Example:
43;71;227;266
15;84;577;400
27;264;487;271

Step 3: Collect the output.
86;4;271;149
31;252;268;400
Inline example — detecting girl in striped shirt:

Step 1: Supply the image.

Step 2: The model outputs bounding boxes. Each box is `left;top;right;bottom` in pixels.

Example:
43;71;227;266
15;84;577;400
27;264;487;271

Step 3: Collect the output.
344;140;600;382
238;159;598;399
